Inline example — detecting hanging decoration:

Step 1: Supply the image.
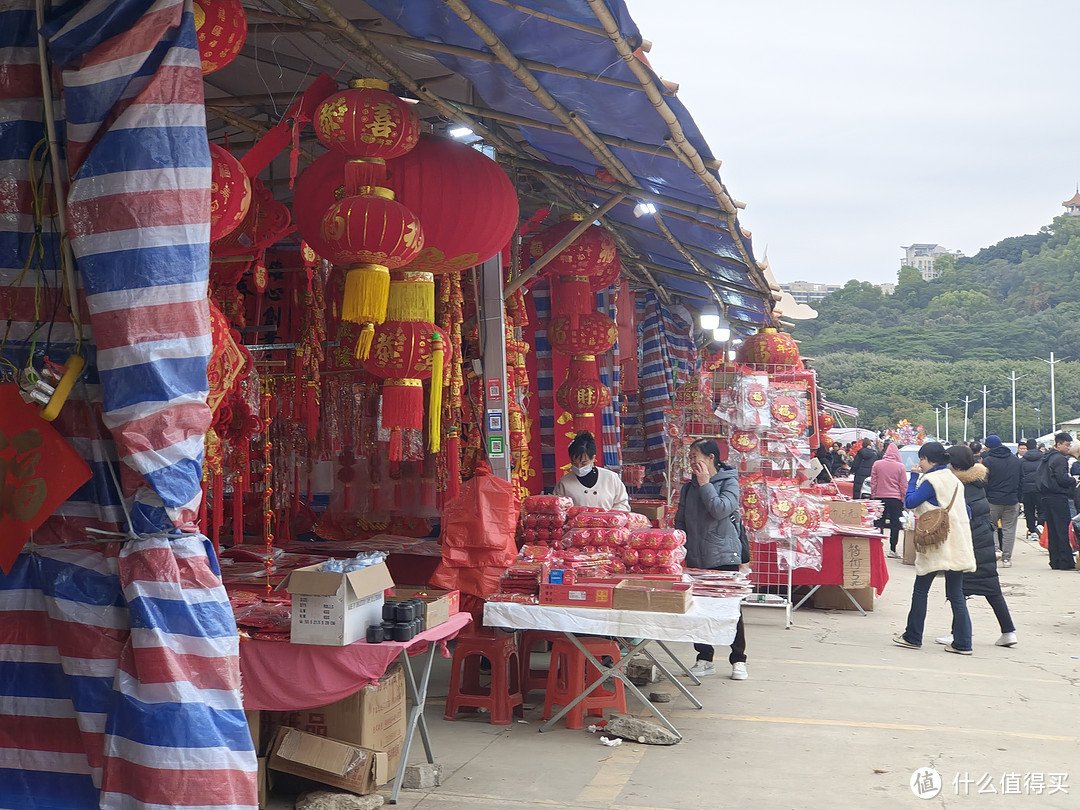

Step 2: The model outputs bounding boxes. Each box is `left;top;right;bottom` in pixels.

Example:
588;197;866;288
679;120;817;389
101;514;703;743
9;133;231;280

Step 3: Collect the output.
208;143;251;242
194;0;247;74
736;327;802;369
527;214;616;328
556;355;612;433
311;79;424;359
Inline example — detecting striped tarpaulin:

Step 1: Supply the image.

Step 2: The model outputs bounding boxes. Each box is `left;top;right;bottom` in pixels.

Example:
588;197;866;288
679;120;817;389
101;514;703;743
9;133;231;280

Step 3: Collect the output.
532;282;557;491
597;287;621;469
0;0;255;807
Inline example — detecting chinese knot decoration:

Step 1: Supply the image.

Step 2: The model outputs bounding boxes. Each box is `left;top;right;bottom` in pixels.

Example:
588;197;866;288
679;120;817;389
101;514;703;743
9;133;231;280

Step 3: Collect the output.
194;0;247;75
313;79;423;360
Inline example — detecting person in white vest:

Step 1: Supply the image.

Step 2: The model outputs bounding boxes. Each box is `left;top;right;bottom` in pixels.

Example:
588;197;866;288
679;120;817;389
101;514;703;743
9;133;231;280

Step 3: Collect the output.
892;441;977;655
552;431;630;511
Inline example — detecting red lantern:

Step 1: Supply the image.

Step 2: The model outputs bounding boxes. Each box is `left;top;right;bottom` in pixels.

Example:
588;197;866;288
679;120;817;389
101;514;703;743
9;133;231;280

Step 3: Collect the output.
194;0;247;75
527;216;616;320
293;151;347;260
384;135;519;273
548;313;617;356
211;178;291;258
362;321;450;460
590;252;622;291
209;143;251;242
818;411;835;432
320;187;424;357
556;355;611;432
314;79;420;188
736;327;802;369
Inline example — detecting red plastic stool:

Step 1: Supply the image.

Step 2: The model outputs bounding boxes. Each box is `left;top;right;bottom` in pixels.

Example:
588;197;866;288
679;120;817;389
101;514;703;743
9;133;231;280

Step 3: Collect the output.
519;630;564;698
444;628;523;725
542;637;626;730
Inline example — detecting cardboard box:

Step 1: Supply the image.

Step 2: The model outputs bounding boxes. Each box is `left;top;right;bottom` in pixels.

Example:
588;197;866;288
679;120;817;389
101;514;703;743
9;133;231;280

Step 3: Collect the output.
902;529;916;565
828;500;866;527
286;561;394;646
811;584;875;612
271;663;406;776
613;579;693;613
540;582;615;609
268;727;388;796
630;501;665;522
391;586;459;629
256;757;271;809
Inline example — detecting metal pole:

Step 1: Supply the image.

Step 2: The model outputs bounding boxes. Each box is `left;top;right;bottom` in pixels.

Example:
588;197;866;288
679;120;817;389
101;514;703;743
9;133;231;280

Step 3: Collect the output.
1010;372;1016;443
1050;351;1057;430
935;407;940;440
480;255;512;481
944;403;951;443
962;395;973;442
981;385;989;440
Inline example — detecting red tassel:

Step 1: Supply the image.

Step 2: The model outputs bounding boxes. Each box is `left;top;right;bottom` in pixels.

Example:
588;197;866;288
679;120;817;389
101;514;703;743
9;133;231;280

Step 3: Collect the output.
446;433;460;501
381;380;424;431
305;383;319;442
389;429;403;462
574;414;597;434
552;275;594;331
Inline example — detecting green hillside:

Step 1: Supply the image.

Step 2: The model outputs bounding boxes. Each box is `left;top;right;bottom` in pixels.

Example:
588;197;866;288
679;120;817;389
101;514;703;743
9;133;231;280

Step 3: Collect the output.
792;214;1080;436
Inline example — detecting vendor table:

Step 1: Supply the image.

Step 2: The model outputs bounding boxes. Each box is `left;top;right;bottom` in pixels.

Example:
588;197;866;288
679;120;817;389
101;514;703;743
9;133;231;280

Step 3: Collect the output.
484;597;742;741
753;533;889;616
240;611;471;804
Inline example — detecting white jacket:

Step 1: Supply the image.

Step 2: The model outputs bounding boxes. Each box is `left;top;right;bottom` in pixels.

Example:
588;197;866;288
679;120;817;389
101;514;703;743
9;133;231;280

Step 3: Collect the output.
913;467;977;576
552;467;630;511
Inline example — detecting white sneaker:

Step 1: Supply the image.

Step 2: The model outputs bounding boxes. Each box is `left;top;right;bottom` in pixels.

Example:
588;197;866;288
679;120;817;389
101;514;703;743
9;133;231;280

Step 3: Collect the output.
1001;559;1012;568
731;662;748;680
689;660;716;677
995;632;1018;647
1028;532;1040;541
935;634;953;646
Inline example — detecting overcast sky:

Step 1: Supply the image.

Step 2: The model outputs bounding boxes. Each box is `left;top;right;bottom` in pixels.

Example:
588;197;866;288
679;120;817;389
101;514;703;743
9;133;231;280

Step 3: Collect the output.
627;0;1080;287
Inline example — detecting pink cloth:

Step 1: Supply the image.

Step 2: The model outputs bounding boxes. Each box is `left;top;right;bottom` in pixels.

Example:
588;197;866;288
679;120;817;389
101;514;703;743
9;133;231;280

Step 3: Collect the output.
871;445;908;500
240;612;472;710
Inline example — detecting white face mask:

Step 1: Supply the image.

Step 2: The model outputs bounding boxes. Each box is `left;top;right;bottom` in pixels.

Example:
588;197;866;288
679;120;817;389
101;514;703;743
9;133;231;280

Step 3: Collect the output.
574;464;595;478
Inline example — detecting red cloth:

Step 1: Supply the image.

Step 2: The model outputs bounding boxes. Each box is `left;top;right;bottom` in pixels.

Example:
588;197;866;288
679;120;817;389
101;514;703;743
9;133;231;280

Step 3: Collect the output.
833;479;854;498
753;534;889;595
239;612;471;710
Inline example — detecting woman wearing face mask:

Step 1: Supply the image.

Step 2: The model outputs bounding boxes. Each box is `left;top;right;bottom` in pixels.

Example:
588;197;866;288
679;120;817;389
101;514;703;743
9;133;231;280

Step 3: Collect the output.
552;432;630;511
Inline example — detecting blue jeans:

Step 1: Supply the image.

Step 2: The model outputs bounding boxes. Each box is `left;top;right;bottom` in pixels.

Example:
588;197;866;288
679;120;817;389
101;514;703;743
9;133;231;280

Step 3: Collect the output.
902;570;972;651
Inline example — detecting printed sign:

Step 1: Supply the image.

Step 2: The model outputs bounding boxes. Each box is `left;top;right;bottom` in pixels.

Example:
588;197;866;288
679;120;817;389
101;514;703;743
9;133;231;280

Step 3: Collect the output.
487;410;503;433
487;435;505;458
486;378;502;401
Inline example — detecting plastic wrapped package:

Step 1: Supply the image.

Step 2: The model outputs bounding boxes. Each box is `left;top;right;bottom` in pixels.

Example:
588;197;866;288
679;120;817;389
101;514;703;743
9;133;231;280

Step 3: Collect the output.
628;528;686;549
769;386;808;437
776;534;824;572
566;510;630;530
562;527;631;549
735;373;770;429
739;476;771;532
522;495;573;517
626;512;651;530
520;545;555;562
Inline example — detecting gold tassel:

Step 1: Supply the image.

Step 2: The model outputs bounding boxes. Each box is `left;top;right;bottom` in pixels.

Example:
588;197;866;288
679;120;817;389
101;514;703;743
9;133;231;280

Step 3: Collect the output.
428;331;443;453
354;323;375;360
342;262;390;325
387;270;435;323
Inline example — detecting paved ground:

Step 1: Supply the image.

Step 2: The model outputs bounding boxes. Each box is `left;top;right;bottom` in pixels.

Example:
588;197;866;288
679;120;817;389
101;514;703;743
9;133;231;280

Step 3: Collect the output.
271;528;1080;809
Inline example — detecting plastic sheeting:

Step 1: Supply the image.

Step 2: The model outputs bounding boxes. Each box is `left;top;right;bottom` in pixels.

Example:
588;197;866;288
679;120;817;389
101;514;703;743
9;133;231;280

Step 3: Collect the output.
364;0;771;321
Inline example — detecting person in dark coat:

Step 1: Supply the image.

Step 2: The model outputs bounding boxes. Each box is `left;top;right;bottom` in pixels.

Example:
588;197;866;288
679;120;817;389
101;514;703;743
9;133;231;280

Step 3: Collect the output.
1018;438;1042;538
981;435;1022;567
1037;432;1077;571
936;445;1017;647
849;438;878;500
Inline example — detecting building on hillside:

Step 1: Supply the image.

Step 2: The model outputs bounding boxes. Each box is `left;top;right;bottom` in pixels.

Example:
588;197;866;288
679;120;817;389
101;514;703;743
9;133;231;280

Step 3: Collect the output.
900;244;964;281
878;283;896;295
1063;188;1080;217
780;280;840;304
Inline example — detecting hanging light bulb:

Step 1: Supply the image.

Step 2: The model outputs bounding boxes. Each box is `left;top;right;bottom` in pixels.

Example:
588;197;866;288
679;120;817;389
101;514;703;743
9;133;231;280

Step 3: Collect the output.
713;326;731;343
699;304;720;331
727;349;737;362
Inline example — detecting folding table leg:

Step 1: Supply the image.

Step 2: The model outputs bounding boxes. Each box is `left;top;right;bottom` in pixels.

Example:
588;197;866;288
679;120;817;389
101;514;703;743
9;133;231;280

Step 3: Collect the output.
837;586;868;616
793;584;821;612
389;643;438;805
627;639;702;710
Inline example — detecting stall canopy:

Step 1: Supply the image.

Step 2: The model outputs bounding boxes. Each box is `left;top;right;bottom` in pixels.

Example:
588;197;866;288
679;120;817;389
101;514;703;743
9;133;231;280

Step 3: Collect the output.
203;0;778;331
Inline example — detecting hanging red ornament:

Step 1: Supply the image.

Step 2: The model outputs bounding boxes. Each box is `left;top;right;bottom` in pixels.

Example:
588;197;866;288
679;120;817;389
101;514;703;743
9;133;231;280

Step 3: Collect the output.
818;411;835;432
293;150;346;260
527;215;617;323
548;313;617;356
555;355;611;433
194;0;247;75
313;78;420;188
736;327;802;369
209;143;251;242
211;178;291;258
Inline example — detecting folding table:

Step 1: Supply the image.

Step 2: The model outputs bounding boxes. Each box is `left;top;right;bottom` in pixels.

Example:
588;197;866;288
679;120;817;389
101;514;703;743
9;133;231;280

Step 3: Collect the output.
483;596;741;741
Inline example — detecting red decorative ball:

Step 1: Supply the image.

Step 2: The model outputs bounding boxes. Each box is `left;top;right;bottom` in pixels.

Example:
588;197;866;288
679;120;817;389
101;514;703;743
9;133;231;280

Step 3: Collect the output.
362;321;450;381
320;189;424;269
818;412;835;432
314;79;420;162
208;143;251;242
548;313;617;356
736;327;802;369
526;216;617;280
385;135;519;273
556;356;611;431
194;0;247;75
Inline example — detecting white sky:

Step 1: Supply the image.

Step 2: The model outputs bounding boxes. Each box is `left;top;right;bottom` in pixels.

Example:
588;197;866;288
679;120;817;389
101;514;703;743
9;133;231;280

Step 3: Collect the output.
626;0;1080;287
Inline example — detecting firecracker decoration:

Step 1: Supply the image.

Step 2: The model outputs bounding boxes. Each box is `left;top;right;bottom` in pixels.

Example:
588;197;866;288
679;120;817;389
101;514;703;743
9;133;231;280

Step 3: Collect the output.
194;0;247;75
310;79;424;360
209;143;251;242
261;385;274;588
741;484;769;531
295;246;327;442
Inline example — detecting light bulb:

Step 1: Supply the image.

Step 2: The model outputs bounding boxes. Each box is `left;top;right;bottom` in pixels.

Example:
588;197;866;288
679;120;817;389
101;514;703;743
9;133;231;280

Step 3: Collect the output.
713;327;731;343
699;305;720;331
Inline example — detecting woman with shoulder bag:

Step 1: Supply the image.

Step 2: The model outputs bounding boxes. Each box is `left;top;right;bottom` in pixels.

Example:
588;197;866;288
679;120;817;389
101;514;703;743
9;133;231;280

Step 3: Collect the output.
674;438;748;680
892;442;977;655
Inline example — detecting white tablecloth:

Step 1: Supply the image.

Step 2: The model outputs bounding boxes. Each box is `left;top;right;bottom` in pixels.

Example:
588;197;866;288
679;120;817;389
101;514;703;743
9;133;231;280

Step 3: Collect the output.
484;596;741;645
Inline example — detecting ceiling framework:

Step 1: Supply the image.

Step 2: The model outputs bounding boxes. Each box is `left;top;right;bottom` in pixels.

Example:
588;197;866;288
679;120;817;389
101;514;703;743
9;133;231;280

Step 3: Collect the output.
205;0;777;325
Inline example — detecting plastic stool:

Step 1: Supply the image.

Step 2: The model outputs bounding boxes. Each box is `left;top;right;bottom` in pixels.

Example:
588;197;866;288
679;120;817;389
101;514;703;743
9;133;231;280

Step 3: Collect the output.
519;630;564;698
444;629;523;725
542;637;626;730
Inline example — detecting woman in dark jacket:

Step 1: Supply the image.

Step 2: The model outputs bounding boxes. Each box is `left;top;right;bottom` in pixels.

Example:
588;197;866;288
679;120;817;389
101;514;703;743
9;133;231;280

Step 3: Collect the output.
938;445;1017;647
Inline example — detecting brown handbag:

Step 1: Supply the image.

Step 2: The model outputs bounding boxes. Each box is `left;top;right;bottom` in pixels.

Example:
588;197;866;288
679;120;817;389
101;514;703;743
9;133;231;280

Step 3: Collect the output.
912;485;958;552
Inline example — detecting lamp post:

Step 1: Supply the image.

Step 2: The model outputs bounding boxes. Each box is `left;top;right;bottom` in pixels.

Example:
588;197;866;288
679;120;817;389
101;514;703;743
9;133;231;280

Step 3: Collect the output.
962;395;974;442
1036;352;1066;432
935;406;941;440
1035;406;1041;437
943;402;951;443
981;385;989;440
1004;370;1024;444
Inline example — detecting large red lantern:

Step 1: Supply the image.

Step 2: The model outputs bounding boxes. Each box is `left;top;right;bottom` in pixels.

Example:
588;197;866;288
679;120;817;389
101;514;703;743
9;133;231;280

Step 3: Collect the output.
293;151;347;260
548;313;617;356
194;0;247;75
314;79;420;188
556;356;611;432
212;178;290;258
209;143;251;242
736;327;802;369
384;135;519;273
590;252;623;292
818;411;835;433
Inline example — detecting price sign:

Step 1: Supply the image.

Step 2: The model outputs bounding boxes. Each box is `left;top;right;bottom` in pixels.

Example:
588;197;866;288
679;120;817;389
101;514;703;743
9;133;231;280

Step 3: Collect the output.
842;536;870;589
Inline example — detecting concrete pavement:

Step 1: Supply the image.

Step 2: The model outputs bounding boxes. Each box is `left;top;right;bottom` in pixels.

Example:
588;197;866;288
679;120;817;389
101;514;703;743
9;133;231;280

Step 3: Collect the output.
270;528;1079;809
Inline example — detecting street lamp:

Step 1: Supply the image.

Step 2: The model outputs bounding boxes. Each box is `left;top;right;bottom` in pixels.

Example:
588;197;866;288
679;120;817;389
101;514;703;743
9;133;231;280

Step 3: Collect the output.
1034;406;1041;436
